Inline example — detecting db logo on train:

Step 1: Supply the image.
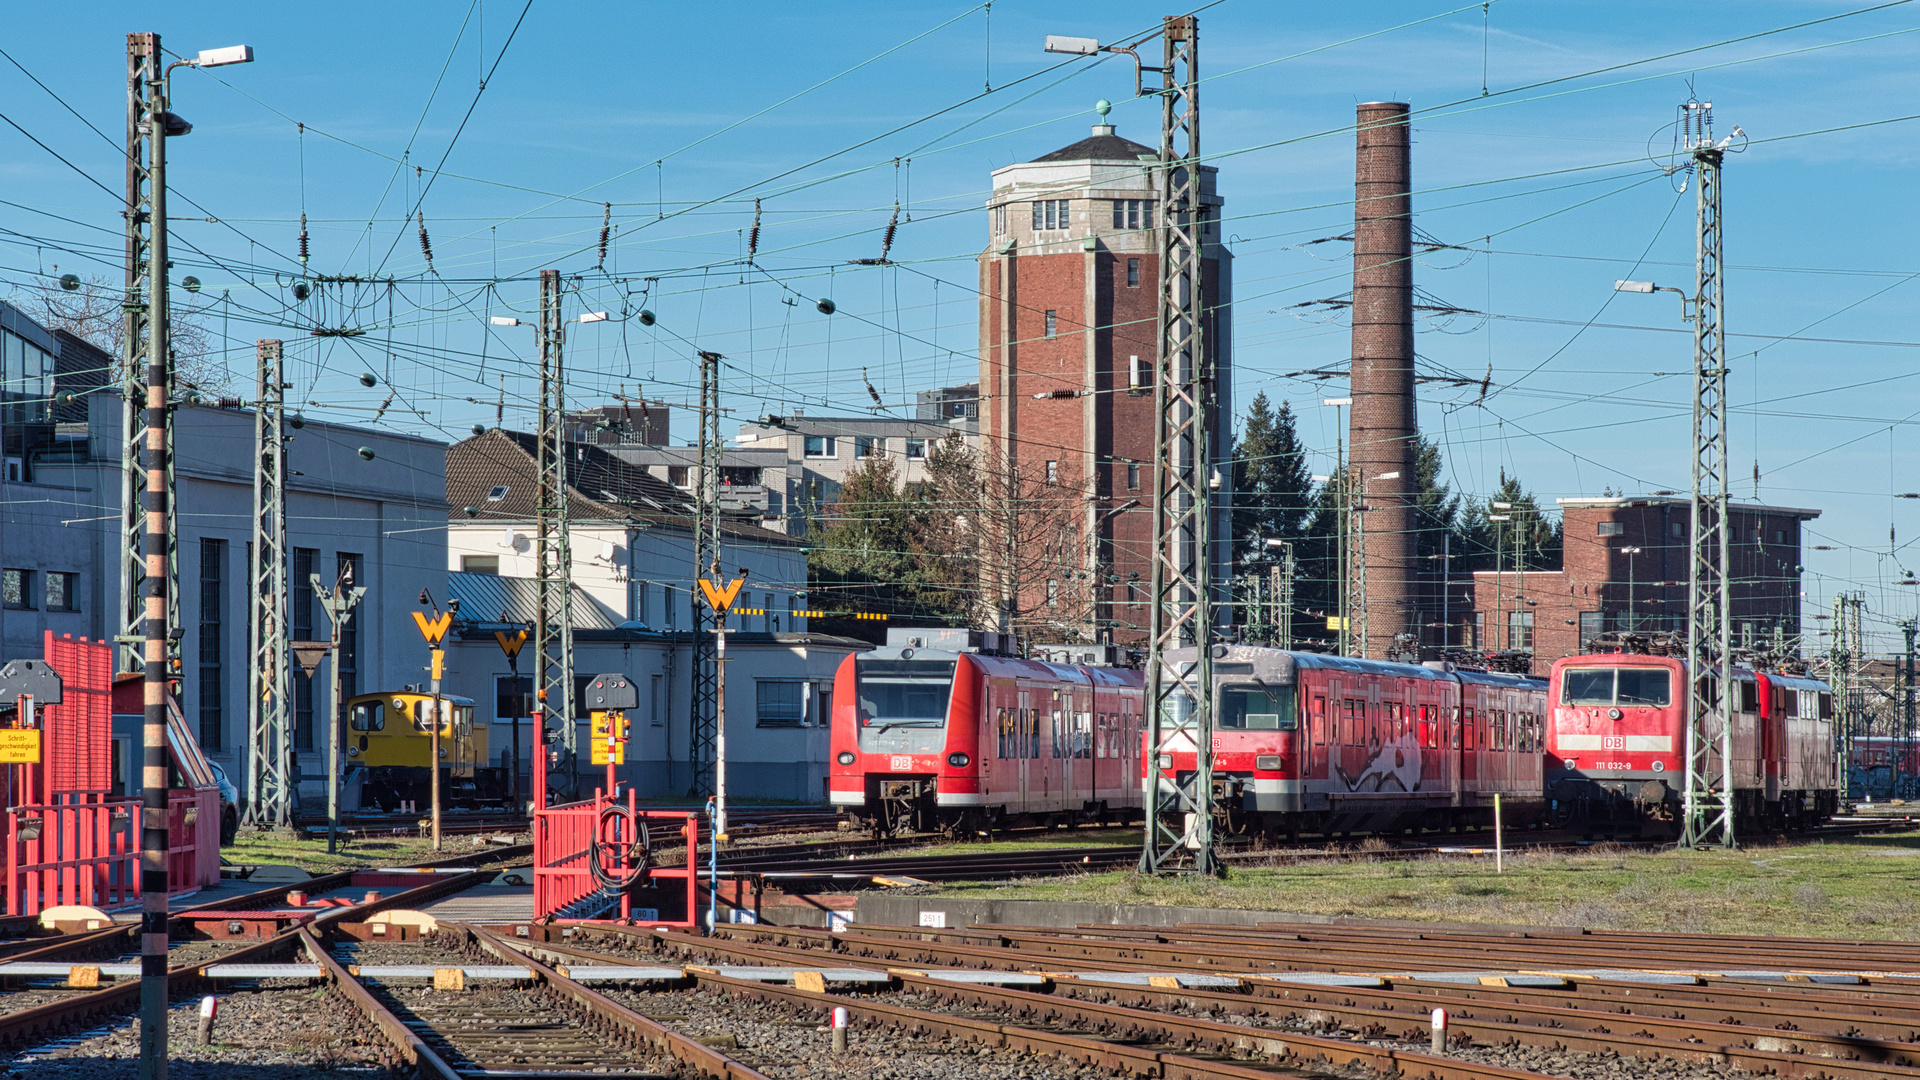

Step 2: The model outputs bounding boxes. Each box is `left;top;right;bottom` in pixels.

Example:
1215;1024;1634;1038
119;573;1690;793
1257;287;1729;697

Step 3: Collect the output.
890;755;914;771
1602;735;1626;751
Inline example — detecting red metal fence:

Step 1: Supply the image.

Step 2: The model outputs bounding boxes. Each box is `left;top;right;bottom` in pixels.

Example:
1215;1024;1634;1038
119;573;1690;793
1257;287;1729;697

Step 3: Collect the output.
533;789;698;927
1;634;223;917
3;790;222;917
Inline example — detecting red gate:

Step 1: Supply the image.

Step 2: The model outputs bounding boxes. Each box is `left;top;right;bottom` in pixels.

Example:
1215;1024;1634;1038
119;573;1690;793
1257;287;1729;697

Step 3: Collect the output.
532;788;699;928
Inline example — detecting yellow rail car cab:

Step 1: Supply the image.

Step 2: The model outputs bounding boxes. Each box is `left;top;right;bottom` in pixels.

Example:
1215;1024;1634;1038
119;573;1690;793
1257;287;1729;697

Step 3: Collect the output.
346;692;507;810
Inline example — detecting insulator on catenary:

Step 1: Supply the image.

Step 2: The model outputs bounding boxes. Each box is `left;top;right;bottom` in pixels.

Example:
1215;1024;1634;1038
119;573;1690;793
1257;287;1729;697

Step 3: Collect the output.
298;213;309;264
747;198;762;262
879;204;899;263
596;202;611;269
862;367;884;408
417;212;433;267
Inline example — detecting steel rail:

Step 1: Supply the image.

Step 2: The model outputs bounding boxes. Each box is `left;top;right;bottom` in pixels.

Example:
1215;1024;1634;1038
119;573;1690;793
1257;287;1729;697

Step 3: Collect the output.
821;920;1920;976
296;925;459;1080
713;919;1920;1018
454;922;774;1080
521;934;1552;1080
539;929;1920;1080
0;863;506;1053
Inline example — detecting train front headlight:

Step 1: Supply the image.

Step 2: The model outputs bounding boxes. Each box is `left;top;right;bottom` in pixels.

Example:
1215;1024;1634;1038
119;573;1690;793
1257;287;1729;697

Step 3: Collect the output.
1255;754;1282;770
946;752;970;768
346;747;359;757
836;751;856;766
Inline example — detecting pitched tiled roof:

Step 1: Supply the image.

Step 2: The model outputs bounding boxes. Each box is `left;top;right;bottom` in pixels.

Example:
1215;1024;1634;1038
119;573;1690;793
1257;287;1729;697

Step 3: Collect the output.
1031;132;1157;164
447;429;800;545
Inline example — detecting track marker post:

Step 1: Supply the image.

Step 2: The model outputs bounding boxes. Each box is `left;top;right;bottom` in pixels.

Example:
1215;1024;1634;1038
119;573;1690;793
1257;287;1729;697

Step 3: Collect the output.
1493;793;1504;873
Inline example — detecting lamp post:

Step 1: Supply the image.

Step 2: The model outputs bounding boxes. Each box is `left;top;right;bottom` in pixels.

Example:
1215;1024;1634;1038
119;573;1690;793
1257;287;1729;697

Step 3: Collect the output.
1263;537;1295;649
1487;508;1511;649
1323;398;1351;654
127;38;252;1080
1619;546;1643;632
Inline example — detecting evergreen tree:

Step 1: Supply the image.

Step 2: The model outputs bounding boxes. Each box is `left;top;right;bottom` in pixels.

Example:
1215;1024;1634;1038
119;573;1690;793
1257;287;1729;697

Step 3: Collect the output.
807;456;920;640
1231;393;1315;567
1458;470;1563;573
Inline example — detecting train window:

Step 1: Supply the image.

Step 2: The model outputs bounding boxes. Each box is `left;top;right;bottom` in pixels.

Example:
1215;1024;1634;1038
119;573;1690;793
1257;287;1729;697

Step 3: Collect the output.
1051;711;1063;758
1617;669;1670;706
1818;692;1833;720
349;701;384;732
1075;713;1093;758
1464;707;1474;748
854;659;957;727
1737;681;1759;713
1450;711;1461;749
454;705;474;734
1219;685;1294;730
1560;666;1672;707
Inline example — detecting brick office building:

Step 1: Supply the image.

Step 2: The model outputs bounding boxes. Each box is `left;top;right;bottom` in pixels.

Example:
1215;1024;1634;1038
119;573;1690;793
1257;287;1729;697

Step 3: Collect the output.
977;111;1232;642
1455;495;1818;670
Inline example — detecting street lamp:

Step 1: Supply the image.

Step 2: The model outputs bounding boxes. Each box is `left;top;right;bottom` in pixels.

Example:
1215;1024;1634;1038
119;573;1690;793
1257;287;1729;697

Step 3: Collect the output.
1323;399;1351;653
1487;513;1512;650
1619;546;1643;632
130;37;253;1080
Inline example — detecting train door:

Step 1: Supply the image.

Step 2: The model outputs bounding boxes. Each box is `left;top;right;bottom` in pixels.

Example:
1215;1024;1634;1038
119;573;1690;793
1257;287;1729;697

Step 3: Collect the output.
1059;690;1076;813
1461;691;1479;794
1445;681;1464;806
1015;688;1032;814
1308;683;1328;783
1489;692;1510;794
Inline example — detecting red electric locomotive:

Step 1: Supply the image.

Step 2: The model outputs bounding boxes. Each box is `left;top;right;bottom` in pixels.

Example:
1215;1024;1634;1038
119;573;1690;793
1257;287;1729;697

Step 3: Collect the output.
1546;654;1838;835
829;630;1145;835
1148;645;1549;839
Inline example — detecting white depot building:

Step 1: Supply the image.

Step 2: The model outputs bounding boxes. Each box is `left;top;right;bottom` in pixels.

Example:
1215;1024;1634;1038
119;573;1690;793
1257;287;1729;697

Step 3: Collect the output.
440;429;867;801
0;303;447;798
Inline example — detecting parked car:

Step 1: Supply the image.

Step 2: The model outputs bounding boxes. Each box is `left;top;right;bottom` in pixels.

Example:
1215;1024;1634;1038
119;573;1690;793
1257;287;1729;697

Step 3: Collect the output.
208;762;242;845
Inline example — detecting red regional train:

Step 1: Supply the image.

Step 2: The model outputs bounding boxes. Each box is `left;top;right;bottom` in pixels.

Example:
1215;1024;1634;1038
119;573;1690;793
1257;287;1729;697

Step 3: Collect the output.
1148;645;1550;839
828;631;1145;835
1546;654;1838;835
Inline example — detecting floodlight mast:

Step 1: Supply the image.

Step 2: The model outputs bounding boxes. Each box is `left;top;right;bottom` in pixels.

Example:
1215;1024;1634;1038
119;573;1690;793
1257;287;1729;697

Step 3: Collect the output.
1616;101;1737;849
1046;17;1219;874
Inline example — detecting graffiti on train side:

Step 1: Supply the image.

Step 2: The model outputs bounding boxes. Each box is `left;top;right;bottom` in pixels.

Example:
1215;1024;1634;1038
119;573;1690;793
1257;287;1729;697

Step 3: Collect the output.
1335;731;1423;792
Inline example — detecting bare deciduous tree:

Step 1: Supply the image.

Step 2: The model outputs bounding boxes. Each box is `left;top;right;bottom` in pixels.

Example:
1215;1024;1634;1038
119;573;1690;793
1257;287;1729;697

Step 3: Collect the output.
917;435;1098;643
14;272;228;391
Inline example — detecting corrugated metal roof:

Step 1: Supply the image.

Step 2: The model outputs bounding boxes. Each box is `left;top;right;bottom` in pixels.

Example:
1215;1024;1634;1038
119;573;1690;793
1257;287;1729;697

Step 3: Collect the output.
446;571;616;629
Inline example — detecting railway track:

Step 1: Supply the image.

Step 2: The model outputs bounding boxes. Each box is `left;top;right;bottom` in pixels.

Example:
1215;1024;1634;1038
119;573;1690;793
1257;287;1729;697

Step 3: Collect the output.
0;843;531;1064
512;916;1920;1080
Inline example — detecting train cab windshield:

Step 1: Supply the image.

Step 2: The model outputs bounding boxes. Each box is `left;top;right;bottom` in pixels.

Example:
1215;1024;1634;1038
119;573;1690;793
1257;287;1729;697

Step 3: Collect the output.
1219;684;1296;730
1560;667;1671;708
856;659;957;728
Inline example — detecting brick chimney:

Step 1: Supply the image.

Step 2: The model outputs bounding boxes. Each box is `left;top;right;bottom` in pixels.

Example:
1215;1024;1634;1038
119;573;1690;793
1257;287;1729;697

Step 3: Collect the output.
1349;102;1416;658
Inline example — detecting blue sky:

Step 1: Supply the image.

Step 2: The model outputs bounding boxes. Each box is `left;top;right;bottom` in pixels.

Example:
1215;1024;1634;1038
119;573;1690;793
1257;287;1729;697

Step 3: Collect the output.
3;1;1917;650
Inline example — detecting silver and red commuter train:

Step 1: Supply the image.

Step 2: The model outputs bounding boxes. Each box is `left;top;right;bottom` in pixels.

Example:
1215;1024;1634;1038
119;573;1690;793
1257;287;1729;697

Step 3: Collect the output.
828;631;1144;835
1148;645;1549;838
830;631;1840;839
